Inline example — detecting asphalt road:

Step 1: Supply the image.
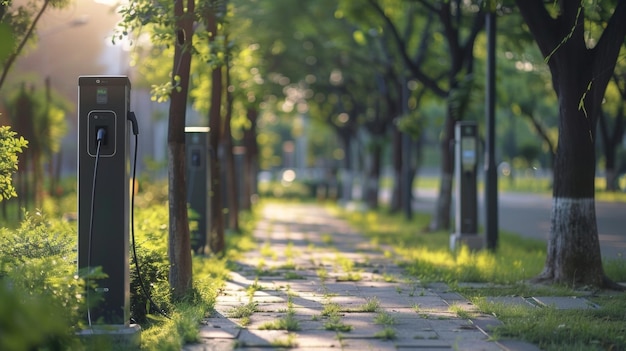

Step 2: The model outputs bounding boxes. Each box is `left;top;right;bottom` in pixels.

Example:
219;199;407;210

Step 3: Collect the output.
412;188;626;260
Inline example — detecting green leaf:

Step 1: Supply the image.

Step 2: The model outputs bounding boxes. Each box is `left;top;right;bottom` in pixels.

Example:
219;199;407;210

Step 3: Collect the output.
0;23;16;63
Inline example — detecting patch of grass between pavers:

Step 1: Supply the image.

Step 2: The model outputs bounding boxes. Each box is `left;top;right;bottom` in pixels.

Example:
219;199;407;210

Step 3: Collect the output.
474;296;626;351
335;204;626;351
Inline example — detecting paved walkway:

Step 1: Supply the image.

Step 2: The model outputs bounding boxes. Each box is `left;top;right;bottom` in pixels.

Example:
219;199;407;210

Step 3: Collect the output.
184;203;539;351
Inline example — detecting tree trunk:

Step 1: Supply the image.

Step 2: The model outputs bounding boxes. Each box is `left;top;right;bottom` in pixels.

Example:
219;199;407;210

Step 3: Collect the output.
207;0;225;254
429;109;455;231
389;125;402;213
167;0;195;300
223;57;239;232
365;141;382;209
517;0;626;289
340;134;353;203
598;108;624;192
538;79;604;286
242;107;259;211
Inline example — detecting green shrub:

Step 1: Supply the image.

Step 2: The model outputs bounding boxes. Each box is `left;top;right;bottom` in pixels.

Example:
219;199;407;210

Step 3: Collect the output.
0;279;81;350
0;211;84;349
129;203;171;323
0;125;28;202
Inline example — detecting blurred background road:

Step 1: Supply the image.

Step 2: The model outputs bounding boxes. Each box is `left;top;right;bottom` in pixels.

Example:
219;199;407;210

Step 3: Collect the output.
413;188;626;260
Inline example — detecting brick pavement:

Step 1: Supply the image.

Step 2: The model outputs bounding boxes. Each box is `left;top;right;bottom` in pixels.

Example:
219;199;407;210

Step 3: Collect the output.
183;202;540;351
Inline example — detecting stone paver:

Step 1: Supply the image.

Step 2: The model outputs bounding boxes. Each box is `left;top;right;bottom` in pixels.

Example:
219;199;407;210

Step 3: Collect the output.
183;203;540;351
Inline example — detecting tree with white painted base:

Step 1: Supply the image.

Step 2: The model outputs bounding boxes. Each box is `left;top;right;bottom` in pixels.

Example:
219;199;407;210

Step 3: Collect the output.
515;0;626;289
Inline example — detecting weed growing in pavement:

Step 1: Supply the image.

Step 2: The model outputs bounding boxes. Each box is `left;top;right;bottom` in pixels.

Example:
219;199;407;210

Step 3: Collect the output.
271;333;298;348
259;310;301;331
336;272;362;282
255;257;267;272
372;310;397;340
277;260;297;270
324;315;353;332
374;310;397;326
448;304;474;320
321;302;342;316
260;241;277;259
246;278;264;298
316;267;329;281
227;302;257;319
321;233;334;245
382;273;397;282
284;271;306;280
285;241;296;259
256;268;281;277
320;299;353;332
374;327;396;340
260;295;300;331
358;297;380;312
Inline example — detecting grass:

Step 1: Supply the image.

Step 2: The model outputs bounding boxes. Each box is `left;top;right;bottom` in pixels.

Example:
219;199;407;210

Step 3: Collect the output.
374;327;396;340
260;295;301;331
259;310;300;331
373;311;396;326
340;209;547;285
473;296;626;351
227;302;257;319
323;315;353;332
358;297;380;312
270;333;297;348
335;200;626;351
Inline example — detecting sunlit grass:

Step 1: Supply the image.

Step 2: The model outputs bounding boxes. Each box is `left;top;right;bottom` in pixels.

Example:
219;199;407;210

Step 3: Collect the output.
474;296;626;351
337;202;626;351
341;209;546;285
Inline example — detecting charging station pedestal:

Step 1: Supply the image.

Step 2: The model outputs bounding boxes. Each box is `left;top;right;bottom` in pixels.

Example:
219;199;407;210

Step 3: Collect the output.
450;121;484;251
77;76;140;348
185;127;211;254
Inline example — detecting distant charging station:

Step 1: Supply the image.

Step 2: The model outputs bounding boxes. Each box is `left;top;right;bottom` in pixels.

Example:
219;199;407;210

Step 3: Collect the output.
185;127;211;254
450;121;484;251
77;76;140;346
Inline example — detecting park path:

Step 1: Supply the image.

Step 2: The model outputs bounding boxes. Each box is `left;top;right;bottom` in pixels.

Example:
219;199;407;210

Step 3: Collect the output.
183;202;539;351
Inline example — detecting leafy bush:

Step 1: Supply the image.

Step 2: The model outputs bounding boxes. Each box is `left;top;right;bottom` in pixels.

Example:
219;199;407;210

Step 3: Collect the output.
0;125;28;201
130;203;171;323
0;279;81;350
0;211;84;349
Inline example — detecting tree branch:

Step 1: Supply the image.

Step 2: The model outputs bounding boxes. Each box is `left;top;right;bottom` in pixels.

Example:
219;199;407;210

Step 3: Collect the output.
367;0;446;97
514;0;558;60
590;1;626;110
0;0;50;90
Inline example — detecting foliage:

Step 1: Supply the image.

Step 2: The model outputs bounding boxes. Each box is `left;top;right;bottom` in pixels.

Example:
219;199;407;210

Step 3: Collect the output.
0;211;84;349
0;0;73;90
475;295;626;351
0;125;27;201
338;206;548;285
0;279;80;350
130;203;171;323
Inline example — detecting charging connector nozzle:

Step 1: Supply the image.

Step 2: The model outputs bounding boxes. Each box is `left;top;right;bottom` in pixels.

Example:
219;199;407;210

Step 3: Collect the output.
97;128;107;142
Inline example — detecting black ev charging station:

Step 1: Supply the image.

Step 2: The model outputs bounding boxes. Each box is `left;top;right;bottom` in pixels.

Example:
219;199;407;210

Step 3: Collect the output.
450;121;484;251
77;76;140;347
185;127;211;254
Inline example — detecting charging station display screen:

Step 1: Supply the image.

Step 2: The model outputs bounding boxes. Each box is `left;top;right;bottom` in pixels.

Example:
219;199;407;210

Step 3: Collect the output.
96;87;108;104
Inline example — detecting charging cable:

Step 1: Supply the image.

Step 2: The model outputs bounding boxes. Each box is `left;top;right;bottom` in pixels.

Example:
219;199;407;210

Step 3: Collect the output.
87;127;107;328
128;112;170;319
86;114;169;327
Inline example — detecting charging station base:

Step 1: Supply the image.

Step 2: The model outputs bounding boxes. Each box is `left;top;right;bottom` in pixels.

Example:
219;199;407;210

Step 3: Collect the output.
450;233;484;251
76;324;141;350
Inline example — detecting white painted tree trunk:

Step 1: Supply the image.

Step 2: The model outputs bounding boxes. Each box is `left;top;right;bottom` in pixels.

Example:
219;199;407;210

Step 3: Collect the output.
539;198;604;286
